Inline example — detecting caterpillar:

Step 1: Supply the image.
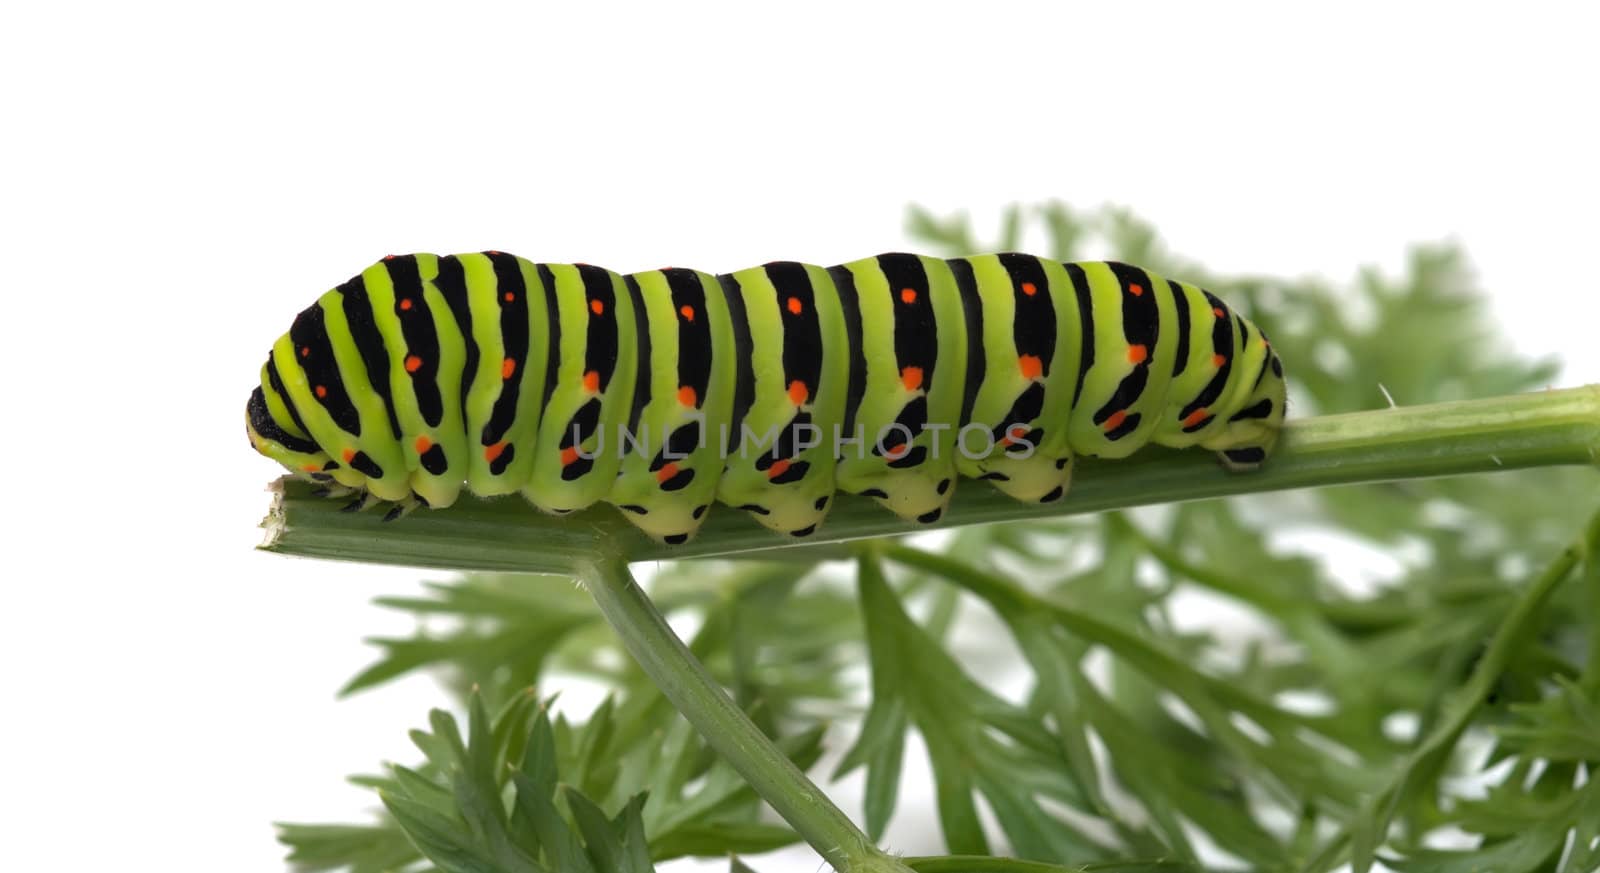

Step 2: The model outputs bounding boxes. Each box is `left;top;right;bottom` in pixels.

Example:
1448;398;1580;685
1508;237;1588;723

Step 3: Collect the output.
246;252;1286;543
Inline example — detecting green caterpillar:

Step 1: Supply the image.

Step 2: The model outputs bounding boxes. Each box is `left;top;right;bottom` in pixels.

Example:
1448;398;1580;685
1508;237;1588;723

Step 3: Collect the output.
246;252;1285;542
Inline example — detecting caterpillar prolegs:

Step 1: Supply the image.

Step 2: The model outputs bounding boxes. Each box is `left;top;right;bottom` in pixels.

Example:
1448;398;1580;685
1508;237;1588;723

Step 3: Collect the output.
246;252;1286;542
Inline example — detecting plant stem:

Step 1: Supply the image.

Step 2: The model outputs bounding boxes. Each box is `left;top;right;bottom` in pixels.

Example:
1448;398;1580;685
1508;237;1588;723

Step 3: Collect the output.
576;553;913;873
261;386;1600;573
1583;508;1600;693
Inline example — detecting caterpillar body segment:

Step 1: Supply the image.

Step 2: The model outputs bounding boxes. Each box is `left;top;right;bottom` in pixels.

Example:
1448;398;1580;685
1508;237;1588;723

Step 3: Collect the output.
518;262;640;515
829;254;969;527
246;251;1287;543
456;252;544;500
952;254;1083;504
607;268;737;542
712;262;853;538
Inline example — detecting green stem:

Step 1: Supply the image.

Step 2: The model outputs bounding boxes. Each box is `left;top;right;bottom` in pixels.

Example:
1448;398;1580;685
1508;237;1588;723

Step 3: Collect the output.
575;553;912;873
262;386;1600;573
1582;509;1600;692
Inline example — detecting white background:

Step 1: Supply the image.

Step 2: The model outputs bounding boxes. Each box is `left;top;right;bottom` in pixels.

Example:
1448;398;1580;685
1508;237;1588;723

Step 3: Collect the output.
3;2;1598;871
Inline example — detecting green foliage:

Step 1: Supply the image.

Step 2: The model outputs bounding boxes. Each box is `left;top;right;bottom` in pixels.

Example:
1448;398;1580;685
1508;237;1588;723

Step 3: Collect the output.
280;686;818;872
281;202;1600;872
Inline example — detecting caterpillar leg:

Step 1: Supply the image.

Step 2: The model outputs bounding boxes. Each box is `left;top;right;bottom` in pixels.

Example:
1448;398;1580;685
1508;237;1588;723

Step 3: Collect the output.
1201;356;1286;472
975;448;1075;504
837;419;961;527
1216;445;1269;471
327;488;429;519
851;469;956;526
956;414;1074;505
715;413;845;539
1202;408;1283;471
716;454;838;540
339;491;380;513
306;481;430;521
380;494;429;522
1203;413;1281;471
609;415;732;546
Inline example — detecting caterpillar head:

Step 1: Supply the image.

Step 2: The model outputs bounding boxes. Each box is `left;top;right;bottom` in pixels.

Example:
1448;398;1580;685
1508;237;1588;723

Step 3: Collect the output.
246;378;336;482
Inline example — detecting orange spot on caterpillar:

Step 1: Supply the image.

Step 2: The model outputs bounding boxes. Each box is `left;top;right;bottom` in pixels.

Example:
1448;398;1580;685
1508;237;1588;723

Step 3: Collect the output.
1183;408;1209;428
560;446;580;466
399;298;413;311
678;385;698;407
1103;410;1128;432
590;298;605;315
884;442;908;460
788;380;809;406
1018;355;1042;380
315;385;328;398
483;442;507;463
299;346;310;358
766;458;791;480
999;424;1027;447
901;366;924;392
656;462;680;484
501;357;516;379
301;464;320;473
415;435;432;453
899;287;918;305
1213;306;1225;318
503;291;515;302
383;254;396;261
487;250;501;255
786;296;803;315
1129;283;1145;296
405;355;423;373
1212;354;1226;368
679;304;695;321
1127;344;1148;364
341;448;355;462
583;370;600;393
1021;282;1037;296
